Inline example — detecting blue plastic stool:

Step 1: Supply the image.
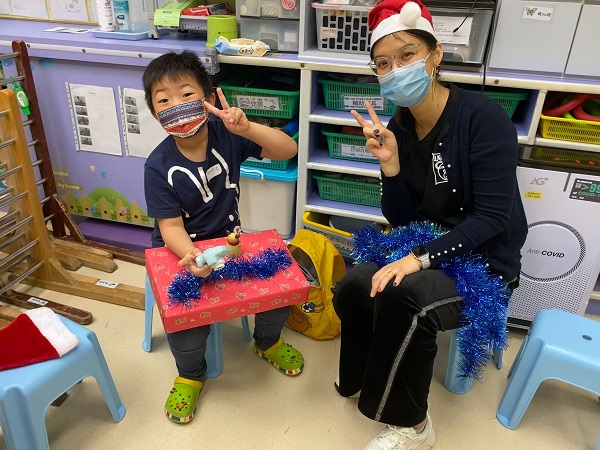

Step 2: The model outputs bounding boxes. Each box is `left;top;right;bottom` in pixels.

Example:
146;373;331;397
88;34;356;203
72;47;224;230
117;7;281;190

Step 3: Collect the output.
445;314;508;394
497;308;600;429
0;316;125;450
142;274;252;378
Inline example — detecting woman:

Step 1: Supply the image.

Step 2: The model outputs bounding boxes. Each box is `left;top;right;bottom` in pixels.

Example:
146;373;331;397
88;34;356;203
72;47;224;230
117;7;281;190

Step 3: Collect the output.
332;0;528;449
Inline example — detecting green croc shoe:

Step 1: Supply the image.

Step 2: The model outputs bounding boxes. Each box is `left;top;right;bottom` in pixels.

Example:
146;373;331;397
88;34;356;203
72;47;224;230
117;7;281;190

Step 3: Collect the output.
165;377;203;424
255;337;304;376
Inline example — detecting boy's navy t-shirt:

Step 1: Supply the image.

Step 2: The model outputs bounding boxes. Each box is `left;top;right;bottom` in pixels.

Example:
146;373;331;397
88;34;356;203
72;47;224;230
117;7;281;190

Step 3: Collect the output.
144;119;262;247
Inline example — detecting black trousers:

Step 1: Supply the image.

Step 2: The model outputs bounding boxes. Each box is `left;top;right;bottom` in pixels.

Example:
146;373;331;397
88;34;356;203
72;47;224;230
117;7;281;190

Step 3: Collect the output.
333;263;463;427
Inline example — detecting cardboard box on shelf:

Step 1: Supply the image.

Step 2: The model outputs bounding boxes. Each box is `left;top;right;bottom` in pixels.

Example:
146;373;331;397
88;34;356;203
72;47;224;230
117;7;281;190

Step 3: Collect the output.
145;229;309;334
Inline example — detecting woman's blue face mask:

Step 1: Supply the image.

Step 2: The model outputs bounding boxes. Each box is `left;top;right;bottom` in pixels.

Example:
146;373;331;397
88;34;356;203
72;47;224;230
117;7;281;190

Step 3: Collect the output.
378;52;434;108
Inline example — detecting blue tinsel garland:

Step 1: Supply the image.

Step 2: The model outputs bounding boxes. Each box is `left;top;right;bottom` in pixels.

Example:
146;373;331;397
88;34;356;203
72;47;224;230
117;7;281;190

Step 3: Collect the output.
167;248;292;310
352;221;510;381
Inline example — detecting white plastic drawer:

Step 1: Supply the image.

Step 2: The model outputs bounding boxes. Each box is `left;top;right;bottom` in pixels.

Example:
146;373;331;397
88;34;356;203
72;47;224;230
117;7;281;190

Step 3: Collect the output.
239;17;300;52
489;0;582;74
565;3;600;77
237;0;300;19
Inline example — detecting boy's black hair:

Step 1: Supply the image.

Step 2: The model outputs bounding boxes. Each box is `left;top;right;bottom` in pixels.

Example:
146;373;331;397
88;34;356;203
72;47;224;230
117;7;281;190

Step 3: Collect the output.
142;50;214;114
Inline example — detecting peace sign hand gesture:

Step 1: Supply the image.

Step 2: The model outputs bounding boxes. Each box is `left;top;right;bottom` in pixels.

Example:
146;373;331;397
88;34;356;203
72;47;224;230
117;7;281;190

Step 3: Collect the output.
351;101;400;176
203;87;252;136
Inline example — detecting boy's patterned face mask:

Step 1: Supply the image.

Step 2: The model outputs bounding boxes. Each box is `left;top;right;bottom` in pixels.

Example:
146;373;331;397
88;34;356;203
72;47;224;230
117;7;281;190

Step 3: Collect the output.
157;99;207;138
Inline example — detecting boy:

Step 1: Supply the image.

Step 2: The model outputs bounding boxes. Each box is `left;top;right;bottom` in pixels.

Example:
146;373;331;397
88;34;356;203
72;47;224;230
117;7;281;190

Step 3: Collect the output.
143;50;303;424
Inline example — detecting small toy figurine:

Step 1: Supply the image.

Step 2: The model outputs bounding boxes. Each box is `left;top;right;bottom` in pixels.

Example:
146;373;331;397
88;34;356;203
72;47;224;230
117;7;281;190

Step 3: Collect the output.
226;230;242;257
195;231;242;270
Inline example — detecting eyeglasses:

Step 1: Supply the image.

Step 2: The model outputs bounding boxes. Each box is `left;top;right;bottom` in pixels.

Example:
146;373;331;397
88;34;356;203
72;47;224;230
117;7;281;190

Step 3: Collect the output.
368;44;424;76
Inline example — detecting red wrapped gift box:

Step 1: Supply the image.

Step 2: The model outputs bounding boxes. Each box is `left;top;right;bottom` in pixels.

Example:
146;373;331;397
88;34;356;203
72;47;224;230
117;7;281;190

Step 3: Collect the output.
145;229;310;334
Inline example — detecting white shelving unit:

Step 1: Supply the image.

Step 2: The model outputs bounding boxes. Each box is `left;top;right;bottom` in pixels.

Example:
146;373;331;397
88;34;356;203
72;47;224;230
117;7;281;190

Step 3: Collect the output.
218;54;600;236
295;0;600;303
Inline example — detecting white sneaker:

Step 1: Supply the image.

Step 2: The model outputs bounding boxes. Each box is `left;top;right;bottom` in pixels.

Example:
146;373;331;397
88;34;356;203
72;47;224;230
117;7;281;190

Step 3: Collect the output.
363;413;436;450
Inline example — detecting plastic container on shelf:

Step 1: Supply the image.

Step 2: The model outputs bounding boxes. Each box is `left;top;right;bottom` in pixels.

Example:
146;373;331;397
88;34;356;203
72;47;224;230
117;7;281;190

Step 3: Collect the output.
219;70;300;119
481;89;529;119
238;17;300;52
313;172;382;207
460;86;529;119
321;127;377;163
243;132;298;170
529;147;600;167
427;0;495;67
237;0;300;19
538;114;600;145
113;0;150;33
312;2;372;54
318;77;396;116
239;163;298;239
329;215;377;233
302;211;355;260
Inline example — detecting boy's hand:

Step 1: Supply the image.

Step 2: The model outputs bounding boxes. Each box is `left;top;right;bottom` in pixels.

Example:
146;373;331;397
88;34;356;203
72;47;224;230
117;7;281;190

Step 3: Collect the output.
203;87;251;136
178;248;213;278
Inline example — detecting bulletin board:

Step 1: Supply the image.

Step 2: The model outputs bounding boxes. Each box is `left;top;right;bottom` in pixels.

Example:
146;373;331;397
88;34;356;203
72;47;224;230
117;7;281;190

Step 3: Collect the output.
0;0;97;23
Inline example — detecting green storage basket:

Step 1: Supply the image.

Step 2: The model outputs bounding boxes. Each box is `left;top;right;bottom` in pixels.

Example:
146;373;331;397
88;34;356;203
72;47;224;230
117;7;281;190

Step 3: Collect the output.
313;173;381;207
318;78;396;116
482;89;528;119
321;128;378;163
219;73;300;119
242;132;298;170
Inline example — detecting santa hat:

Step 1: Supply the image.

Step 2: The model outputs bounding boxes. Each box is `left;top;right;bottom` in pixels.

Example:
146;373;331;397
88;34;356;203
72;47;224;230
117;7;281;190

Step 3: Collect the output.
0;307;79;371
369;0;438;50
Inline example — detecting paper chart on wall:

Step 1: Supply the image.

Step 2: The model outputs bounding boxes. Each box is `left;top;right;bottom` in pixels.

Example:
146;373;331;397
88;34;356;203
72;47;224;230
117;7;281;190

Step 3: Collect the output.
9;0;48;18
119;87;168;158
47;0;89;21
66;83;122;156
0;0;12;15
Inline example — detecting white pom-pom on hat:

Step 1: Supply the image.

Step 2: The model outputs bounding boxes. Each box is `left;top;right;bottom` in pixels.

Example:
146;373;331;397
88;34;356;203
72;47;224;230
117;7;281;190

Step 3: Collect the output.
368;0;438;50
399;1;422;28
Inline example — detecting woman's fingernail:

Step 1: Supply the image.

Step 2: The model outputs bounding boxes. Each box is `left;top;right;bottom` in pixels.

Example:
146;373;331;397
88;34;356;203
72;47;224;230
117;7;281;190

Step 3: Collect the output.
393;281;398;287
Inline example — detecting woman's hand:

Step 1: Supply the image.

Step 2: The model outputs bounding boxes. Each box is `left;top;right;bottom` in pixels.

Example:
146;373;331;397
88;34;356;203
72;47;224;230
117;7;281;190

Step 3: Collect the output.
203;87;251;136
370;254;422;297
178;248;213;278
351;101;399;168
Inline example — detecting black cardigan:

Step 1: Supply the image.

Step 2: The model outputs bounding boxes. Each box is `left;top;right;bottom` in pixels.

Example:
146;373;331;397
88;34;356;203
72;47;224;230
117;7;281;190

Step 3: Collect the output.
381;86;528;281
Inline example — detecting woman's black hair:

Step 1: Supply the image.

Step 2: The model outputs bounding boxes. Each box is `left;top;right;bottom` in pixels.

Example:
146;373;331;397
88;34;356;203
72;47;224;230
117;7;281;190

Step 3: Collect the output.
142;50;215;114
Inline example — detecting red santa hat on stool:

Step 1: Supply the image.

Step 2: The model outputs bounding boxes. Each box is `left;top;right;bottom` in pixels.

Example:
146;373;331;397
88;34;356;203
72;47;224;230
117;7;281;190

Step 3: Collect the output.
369;0;438;50
0;307;79;371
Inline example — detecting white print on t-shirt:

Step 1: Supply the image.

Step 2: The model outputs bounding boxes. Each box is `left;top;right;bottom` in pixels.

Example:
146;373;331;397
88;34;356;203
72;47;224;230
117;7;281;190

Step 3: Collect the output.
432;153;448;185
210;148;237;190
166;148;238;204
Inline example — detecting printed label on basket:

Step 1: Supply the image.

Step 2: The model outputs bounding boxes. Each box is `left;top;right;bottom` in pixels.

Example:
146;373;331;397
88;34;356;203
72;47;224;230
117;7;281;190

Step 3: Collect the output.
340;144;374;159
522;5;553;21
320;27;337;39
343;96;384;111
235;95;280;111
